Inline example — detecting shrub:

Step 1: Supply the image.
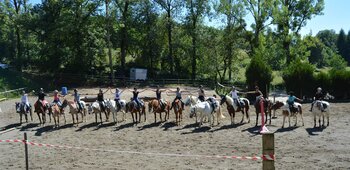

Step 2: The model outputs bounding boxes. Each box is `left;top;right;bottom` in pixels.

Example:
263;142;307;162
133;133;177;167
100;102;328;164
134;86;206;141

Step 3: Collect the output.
329;69;350;99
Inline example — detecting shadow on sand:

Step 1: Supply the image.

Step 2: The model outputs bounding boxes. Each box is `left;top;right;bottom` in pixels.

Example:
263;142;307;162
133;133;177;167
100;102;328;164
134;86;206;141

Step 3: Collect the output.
181;126;212;134
274;126;299;133
241;126;261;136
19;123;40;131
137;122;162;131
210;123;245;132
161;121;177;131
114;122;135;131
34;125;54;136
305;126;327;136
0;123;22;131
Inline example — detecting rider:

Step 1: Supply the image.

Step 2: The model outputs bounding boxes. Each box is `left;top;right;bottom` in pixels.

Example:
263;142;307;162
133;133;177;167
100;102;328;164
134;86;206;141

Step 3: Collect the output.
286;91;302;112
150;85;167;110
128;87;147;109
20;90;30;112
73;89;82;112
168;87;189;110
198;85;205;102
230;86;243;108
34;88;48;112
97;88;108;115
310;87;324;112
52;90;62;107
254;86;264;105
110;88;125;111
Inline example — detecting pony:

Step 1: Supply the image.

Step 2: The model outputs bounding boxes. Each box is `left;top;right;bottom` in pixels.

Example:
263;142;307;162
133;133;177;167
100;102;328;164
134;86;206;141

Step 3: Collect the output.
189;102;216;127
254;97;272;127
15;102;33;124
126;100;146;124
172;99;184;125
312;100;330;127
272;101;304;128
183;95;200;106
220;95;250;125
106;99;127;124
67;100;86;127
89;100;109;124
34;100;52;125
148;99;170;123
51;99;68;127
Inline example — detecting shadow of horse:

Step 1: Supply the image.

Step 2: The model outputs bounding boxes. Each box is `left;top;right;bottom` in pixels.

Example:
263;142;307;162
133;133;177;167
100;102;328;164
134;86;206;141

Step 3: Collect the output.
19;123;40;131
274;126;299;133
137;122;162;131
161;122;177;131
305;126;327;136
210;123;244;132
94;122;116;130
0;123;22;131
76;122;97;132
34;125;54;136
176;123;198;131
181;126;212;134
114;122;135;131
241;126;261;136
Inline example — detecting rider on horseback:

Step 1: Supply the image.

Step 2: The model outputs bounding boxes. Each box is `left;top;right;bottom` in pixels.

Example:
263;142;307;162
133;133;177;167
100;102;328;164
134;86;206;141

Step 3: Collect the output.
73;89;83;112
97;88;108;115
230;86;243;108
111;88;125;111
34;88;48;112
150;85;166;110
310;87;324;112
20;90;30;113
168;87;188;110
254;86;264;105
198;85;205;102
128;87;147;109
52;90;62;108
287;91;302;112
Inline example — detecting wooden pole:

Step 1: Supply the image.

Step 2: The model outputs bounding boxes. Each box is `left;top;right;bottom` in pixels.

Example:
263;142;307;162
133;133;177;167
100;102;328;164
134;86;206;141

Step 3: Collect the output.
262;133;275;170
24;132;29;170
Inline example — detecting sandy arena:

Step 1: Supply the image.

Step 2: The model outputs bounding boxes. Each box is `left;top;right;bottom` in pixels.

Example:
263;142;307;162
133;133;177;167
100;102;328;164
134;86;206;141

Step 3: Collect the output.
0;87;349;170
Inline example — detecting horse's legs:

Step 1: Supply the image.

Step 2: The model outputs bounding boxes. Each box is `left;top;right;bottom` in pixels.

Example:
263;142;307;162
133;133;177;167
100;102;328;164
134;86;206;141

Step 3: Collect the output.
20;112;23;124
313;114;316;128
53;114;57;127
37;112;41;125
25;112;28;123
318;116;321;128
240;110;244;124
30;108;33;122
288;114;291;127
95;111;98;124
76;113;79;127
100;111;103;124
246;107;250;123
160;111;163;122
294;114;297;126
42;112;46;124
255;112;259;127
71;114;75;125
154;112;157;123
282;115;286;128
131;112;135;123
63;112;66;124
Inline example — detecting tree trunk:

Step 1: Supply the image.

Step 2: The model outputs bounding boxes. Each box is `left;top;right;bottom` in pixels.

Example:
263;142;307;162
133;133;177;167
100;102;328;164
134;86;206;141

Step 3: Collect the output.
14;0;22;71
120;1;129;78
106;0;114;83
167;8;174;75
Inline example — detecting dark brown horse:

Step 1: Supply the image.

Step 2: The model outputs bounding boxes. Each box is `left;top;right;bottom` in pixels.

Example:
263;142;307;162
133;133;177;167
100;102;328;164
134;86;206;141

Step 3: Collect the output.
126;100;146;124
173;99;183;125
148;99;170;123
34;100;52;125
220;95;250;125
254;97;272;127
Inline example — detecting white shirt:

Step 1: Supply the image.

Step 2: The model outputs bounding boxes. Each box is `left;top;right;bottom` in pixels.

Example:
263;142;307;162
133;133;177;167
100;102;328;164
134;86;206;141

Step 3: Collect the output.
231;90;239;99
115;92;122;100
21;94;29;104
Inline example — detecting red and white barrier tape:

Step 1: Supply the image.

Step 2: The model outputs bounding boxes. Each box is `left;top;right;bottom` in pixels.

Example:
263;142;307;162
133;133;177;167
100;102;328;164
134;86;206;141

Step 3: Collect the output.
0;139;275;161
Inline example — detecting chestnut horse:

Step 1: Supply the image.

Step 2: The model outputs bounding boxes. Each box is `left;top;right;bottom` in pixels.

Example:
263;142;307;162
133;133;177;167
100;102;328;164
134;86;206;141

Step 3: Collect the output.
67;100;86;127
148;99;170;123
173;99;183;125
220;95;250;125
34;100;52;125
51;99;68;127
126;100;146;124
15;102;33;124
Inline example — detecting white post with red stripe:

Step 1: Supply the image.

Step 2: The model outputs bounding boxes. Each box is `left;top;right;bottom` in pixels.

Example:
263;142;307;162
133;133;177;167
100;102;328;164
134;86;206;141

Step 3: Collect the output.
262;133;275;170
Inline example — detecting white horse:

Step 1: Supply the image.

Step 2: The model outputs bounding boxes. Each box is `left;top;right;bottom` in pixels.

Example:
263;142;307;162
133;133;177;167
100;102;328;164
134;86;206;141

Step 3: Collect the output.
183;95;200;106
89;100;109;124
106;99;127;124
189;102;215;127
312;100;330;127
279;102;304;128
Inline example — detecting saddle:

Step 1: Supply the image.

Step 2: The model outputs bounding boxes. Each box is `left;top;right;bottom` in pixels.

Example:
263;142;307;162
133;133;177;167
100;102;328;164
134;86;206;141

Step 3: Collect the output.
206;98;218;113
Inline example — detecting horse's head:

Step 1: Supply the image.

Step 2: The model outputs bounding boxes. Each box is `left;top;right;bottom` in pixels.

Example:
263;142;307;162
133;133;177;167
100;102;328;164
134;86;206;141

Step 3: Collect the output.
183;96;191;106
220;95;226;105
189;105;196;118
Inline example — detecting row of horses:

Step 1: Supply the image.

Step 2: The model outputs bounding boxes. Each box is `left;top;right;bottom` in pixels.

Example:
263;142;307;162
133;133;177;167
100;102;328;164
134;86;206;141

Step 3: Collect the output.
14;95;330;128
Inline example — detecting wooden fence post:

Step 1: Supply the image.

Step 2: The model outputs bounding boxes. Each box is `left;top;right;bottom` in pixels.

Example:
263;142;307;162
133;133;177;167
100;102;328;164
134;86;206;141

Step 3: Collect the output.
24;132;29;170
262;133;275;170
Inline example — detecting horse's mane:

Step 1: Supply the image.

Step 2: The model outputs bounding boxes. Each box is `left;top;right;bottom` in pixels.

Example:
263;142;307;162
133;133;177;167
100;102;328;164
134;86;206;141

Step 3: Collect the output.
225;95;234;106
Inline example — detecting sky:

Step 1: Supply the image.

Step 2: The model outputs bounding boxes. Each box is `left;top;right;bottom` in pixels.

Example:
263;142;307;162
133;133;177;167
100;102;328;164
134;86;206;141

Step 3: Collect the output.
28;0;350;36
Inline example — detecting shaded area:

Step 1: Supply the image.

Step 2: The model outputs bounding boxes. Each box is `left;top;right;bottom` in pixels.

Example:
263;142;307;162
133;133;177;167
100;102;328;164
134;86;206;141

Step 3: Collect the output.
94;122;116;130
137;122;162;131
76;122;97;132
274;126;299;133
0;123;22;131
114;122;135;131
161;121;177;131
19;123;40;131
210;123;244;132
305;126;327;136
241;126;261;136
34;125;54;136
176;122;198;131
181;126;212;134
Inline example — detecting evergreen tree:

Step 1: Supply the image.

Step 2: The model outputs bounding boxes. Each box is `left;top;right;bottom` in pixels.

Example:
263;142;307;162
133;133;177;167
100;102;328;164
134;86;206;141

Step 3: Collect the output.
337;29;347;61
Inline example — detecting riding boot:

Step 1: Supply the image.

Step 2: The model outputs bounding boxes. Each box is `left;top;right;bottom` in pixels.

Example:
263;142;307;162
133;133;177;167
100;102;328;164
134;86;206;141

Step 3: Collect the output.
309;103;314;112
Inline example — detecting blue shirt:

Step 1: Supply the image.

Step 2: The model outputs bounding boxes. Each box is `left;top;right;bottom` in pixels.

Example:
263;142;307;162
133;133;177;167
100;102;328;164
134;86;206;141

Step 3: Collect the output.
287;96;296;104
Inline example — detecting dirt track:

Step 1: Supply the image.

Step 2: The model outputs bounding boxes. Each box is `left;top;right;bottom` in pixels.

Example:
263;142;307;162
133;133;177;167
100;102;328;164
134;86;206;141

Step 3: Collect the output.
0;87;349;170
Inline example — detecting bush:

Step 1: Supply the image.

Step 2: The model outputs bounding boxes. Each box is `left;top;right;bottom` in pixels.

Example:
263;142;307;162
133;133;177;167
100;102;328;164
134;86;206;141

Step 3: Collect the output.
314;71;331;93
329;69;350;99
283;59;315;98
245;56;273;97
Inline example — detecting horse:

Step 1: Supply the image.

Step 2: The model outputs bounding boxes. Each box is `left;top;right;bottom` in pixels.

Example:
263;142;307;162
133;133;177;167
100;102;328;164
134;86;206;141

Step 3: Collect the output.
254;97;272;127
34;100;52;125
67;100;86;127
189;102;216;127
89;100;109;124
148;99;170;123
272;101;304;128
106;99;127;124
126;100;146;124
172;99;184;125
15;102;33;124
183;95;200;106
51;99;68;127
220;95;250;125
312;100;330;127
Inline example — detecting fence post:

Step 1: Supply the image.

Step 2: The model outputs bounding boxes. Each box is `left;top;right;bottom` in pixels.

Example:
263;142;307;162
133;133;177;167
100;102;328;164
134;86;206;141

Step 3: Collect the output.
262;133;275;170
24;132;29;170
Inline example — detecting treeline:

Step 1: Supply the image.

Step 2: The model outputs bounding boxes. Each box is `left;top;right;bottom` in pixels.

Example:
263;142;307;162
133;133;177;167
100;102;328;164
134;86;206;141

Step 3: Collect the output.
1;0;348;92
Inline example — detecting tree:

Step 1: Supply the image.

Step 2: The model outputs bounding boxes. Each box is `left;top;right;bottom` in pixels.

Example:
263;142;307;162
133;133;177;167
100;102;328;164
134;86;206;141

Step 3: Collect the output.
346;30;350;64
273;0;324;64
336;29;347;62
316;29;337;51
184;0;209;79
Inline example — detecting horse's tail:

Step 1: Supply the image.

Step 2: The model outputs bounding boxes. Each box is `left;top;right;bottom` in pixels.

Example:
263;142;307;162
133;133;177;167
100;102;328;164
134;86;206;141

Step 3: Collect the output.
217;106;225;119
148;101;153;113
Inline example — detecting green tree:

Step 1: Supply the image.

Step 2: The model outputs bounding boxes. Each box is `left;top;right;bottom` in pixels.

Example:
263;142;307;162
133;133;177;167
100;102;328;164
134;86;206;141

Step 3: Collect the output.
316;29;337;51
346;30;350;64
336;29;347;62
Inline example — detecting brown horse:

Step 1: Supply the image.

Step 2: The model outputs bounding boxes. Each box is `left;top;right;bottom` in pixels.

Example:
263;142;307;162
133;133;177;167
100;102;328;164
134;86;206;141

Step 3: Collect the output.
126;100;146;124
220;95;250;125
173;99;183;125
51;99;68;128
148;99;170;123
34;100;52;125
254;97;272;127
